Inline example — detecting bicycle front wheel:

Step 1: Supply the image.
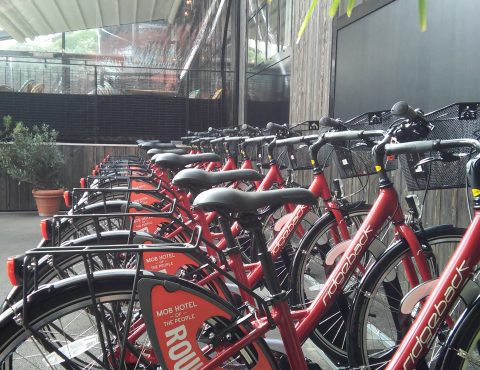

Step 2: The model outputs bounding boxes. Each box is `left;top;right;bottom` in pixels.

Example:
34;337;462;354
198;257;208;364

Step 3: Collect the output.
289;202;373;365
437;296;480;369
347;226;465;369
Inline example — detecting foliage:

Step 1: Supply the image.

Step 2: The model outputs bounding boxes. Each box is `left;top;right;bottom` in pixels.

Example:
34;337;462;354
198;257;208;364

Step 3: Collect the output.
296;0;427;44
0;29;98;54
0;118;64;189
0;116;14;140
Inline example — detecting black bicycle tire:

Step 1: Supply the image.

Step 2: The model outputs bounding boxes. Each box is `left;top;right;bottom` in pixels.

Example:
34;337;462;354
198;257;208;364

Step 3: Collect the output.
347;226;465;369
289;202;372;365
0;270;277;369
436;296;480;369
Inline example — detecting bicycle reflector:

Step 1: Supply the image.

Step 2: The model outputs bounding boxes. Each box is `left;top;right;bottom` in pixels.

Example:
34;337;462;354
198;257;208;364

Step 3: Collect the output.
80;177;86;188
63;191;72;208
7;256;23;286
40;218;53;240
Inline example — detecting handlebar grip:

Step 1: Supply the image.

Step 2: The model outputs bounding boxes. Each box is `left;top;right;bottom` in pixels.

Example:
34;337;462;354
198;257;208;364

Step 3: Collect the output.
241;124;257;131
391;101;421;122
385;141;436;155
266;122;287;133
208;127;222;134
319;117;345;130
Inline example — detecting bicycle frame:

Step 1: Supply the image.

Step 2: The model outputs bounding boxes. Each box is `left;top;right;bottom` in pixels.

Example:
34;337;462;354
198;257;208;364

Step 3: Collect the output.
386;209;480;369
194;181;435;370
196;170;352;300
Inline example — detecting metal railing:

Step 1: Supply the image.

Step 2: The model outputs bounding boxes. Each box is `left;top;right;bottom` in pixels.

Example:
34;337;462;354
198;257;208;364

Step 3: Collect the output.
0;58;234;98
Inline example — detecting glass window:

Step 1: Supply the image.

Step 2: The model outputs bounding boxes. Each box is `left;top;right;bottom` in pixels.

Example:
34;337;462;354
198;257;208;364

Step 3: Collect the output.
247;0;291;68
0;34;62;53
65;30;99;54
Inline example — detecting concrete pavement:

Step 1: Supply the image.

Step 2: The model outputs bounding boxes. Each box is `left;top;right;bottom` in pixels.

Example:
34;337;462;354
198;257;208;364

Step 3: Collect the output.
0;212;43;300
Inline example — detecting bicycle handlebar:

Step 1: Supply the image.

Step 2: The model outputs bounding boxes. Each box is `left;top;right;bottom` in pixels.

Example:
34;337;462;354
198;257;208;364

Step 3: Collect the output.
319;117;347;130
391;101;426;123
210;137;225;144
266;122;288;133
222;127;238;135
208;127;222;134
275;135;319;146
243;135;275;145
224;136;249;142
241;124;261;134
323;130;385;142
385;139;480;155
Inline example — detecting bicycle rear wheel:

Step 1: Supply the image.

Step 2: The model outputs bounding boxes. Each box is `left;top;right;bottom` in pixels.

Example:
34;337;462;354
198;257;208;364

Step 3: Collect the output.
0;270;277;369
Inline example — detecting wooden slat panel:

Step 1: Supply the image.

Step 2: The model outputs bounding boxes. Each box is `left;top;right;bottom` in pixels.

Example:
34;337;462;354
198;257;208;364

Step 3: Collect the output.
0;143;140;211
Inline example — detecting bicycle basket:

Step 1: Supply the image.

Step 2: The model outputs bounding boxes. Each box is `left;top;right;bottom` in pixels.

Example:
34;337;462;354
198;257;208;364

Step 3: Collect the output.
289;121;331;170
399;102;480;191
259;142;290;170
257;122;332;171
332;110;398;178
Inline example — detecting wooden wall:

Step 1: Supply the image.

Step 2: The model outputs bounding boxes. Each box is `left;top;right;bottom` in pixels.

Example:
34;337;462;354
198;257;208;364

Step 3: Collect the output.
289;0;471;229
0;143;141;211
290;0;333;123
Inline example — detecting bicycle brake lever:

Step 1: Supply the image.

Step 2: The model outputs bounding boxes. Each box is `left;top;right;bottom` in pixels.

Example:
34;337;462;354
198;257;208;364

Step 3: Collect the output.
414;152;468;168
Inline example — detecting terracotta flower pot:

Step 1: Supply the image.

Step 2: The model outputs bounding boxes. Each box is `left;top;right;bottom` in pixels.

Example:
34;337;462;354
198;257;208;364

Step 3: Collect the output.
32;189;64;216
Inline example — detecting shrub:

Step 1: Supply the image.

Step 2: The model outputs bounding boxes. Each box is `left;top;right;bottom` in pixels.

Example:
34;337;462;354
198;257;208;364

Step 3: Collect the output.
0;118;64;189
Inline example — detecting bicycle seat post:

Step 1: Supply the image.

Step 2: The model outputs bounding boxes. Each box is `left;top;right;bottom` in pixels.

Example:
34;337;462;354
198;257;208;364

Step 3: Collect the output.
238;214;283;299
217;214;256;306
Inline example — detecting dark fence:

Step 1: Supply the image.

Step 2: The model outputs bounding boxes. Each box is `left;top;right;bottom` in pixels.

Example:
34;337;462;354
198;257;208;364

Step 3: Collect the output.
0;92;223;143
0;60;233;143
0;143;141;211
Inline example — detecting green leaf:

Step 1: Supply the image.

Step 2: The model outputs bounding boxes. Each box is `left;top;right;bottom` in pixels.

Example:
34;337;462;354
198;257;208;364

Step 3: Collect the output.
346;0;356;17
329;0;341;17
295;0;319;45
418;0;427;31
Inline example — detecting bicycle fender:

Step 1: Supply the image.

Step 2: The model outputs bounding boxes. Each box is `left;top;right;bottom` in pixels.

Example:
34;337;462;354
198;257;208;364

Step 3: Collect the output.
138;274;277;370
349;224;464;312
401;278;480;315
324;237;386;266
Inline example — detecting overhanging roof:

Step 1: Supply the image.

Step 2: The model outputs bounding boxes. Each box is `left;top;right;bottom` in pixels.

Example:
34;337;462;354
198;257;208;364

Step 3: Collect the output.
0;0;183;42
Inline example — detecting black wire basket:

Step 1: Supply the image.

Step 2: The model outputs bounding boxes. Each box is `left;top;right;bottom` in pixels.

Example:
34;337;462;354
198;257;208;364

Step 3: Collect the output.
332;110;398;179
256;121;332;171
399;102;480;191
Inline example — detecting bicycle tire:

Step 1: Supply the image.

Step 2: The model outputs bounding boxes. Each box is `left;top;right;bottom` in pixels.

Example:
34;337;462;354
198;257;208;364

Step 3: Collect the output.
289;202;372;365
0;270;277;369
436;296;480;369
347;226;465;369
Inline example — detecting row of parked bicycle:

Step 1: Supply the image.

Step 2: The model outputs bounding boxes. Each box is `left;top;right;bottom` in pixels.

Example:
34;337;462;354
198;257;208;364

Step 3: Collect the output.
1;100;479;370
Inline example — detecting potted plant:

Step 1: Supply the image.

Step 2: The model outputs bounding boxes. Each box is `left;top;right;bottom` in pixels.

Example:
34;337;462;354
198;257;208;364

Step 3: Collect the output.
0;116;64;216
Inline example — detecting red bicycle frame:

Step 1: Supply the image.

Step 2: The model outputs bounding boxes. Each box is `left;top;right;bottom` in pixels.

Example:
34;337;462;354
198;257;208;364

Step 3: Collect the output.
386;209;480;369
196;182;435;370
